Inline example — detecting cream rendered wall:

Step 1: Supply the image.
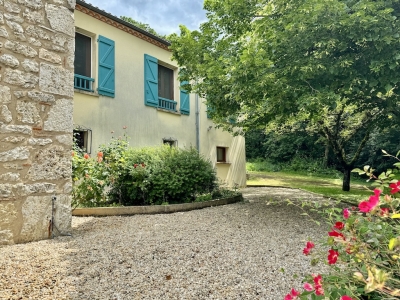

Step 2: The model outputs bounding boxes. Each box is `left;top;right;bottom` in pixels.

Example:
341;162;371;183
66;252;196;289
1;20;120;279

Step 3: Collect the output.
73;10;246;187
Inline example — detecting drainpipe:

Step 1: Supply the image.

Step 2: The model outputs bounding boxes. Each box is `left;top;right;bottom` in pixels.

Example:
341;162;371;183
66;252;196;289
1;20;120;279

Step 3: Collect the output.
195;92;200;152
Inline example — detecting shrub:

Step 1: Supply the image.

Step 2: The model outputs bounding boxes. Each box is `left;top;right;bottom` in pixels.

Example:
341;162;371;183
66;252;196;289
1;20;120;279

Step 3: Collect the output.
72;133;219;207
284;150;400;300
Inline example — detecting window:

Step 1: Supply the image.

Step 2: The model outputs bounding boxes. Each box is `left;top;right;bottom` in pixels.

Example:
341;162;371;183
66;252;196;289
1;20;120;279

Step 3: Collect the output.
144;54;190;114
163;138;177;147
158;65;174;100
74;32;94;92
73;127;92;154
216;147;227;163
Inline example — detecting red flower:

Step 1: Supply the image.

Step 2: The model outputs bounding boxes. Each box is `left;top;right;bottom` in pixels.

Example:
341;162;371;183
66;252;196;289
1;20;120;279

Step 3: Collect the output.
334;221;345;230
389;181;400;194
313;274;322;286
328;249;339;264
284;294;293;300
306;241;315;249
315;285;324;295
284;289;300;300
312;274;324;295
71;151;75;157
134;164;138;168
343;208;350;219
328;230;345;240
341;296;354;300
97;151;103;157
303;247;311;255
84;153;89;159
303;282;313;291
380;207;390;217
359;189;382;213
141;163;146;167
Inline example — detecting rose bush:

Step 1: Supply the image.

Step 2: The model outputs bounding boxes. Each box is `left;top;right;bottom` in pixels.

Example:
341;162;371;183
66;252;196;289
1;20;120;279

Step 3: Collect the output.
284;150;400;300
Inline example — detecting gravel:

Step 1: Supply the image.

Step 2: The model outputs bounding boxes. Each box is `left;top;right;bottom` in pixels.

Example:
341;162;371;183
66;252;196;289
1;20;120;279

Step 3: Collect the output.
0;187;332;300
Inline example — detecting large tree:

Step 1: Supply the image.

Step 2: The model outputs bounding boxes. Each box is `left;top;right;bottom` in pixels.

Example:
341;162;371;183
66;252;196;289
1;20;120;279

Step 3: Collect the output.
169;0;400;191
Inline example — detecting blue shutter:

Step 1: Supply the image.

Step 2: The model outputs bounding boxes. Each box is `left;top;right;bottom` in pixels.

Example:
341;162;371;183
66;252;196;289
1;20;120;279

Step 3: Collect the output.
144;54;158;107
180;81;190;115
97;35;115;97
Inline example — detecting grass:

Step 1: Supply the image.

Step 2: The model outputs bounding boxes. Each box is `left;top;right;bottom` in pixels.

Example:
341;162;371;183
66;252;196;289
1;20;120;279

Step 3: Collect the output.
246;170;374;205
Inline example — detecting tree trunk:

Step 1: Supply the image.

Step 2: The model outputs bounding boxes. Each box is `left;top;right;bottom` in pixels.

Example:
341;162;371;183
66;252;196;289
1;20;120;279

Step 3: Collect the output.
342;168;351;192
323;142;329;168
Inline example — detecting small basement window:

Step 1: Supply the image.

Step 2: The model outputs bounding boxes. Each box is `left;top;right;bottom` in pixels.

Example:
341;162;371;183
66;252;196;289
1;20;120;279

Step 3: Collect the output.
163;137;177;147
73;126;92;154
216;147;227;163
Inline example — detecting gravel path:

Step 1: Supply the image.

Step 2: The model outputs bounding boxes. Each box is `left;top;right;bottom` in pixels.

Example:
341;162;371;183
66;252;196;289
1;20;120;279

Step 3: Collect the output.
0;187;332;300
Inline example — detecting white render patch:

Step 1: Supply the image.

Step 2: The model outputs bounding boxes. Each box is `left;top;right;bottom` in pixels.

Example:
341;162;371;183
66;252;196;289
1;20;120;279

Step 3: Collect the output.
28;138;52;146
39;48;61;64
0;172;20;181
22;59;39;72
39;63;73;97
0;105;13;123
0;53;20;68
44;98;73;132
1;136;26;143
0;26;9;38
4;40;37;57
55;134;72;145
0;124;32;135
27;90;55;103
0;146;30;162
45;4;74;37
17;0;43;10
16;101;40;124
0;85;11;104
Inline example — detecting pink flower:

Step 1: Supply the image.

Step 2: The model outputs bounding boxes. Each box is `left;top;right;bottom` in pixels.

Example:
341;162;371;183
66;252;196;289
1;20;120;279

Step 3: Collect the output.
284;289;300;300
359;189;382;213
341;296;354;300
284;294;293;300
343;208;350;219
303;283;314;291
328;249;339;264
334;221;345;231
389;181;400;194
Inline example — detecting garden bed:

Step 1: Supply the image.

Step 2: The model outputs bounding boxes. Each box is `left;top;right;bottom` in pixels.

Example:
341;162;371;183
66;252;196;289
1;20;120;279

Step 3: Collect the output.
72;194;243;216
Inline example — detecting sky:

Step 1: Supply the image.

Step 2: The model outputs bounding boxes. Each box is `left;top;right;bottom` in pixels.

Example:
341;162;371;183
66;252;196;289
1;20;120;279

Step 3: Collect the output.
85;0;208;36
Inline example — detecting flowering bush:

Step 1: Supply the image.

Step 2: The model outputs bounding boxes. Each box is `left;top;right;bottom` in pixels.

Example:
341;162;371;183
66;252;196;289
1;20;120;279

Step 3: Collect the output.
284;150;400;300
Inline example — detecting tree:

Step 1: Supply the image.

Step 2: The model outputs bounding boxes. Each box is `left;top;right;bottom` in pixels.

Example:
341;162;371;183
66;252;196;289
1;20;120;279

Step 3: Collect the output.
120;16;167;40
169;0;400;191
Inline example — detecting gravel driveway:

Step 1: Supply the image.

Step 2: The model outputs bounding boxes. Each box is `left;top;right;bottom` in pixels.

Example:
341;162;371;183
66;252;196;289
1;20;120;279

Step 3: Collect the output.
0;187;332;300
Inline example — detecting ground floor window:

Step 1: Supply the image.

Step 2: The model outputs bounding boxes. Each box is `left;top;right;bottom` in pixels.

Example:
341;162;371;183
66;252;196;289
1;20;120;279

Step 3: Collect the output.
163;137;177;147
73;126;92;154
216;147;227;162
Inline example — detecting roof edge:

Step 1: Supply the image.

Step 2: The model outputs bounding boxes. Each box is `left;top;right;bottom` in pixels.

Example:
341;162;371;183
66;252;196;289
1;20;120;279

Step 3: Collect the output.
76;0;171;47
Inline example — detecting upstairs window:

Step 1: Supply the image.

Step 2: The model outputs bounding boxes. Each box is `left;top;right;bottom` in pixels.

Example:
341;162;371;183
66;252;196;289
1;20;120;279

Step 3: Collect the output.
74;32;94;92
158;65;174;100
75;33;91;77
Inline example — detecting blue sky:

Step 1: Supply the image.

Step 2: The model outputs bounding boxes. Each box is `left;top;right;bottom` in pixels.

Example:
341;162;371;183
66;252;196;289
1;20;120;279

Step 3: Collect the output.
85;0;207;35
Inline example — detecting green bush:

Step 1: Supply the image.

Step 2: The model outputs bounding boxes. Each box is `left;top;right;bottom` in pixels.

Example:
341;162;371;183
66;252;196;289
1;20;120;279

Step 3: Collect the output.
72;134;220;207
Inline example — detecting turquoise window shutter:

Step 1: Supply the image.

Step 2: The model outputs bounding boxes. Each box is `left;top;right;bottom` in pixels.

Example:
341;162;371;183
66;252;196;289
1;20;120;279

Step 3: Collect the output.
144;54;158;107
180;81;190;115
97;35;115;97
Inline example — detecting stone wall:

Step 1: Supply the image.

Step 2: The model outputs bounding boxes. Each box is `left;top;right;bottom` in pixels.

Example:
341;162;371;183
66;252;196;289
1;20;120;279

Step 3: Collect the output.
0;0;74;245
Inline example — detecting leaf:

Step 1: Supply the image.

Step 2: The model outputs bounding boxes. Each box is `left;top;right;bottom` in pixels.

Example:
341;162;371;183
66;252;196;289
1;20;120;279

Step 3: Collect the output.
391;214;400;219
382;149;388;155
389;238;399;250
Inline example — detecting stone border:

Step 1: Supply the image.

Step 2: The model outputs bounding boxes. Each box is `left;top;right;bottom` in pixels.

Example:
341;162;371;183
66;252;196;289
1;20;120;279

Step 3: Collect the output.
72;194;243;216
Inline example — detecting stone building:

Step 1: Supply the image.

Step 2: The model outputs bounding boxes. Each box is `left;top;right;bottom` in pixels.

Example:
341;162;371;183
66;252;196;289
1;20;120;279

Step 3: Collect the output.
0;0;74;245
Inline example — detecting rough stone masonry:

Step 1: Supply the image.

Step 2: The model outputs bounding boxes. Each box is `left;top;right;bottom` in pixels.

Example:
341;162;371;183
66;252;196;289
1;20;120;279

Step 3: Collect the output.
0;0;74;245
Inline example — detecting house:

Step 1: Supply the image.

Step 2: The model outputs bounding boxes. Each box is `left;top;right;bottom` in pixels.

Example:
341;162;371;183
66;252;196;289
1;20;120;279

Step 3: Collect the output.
73;0;246;187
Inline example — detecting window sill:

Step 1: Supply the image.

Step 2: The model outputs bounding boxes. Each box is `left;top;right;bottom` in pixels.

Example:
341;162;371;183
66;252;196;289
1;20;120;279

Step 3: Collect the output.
156;108;181;115
74;89;100;97
216;162;231;165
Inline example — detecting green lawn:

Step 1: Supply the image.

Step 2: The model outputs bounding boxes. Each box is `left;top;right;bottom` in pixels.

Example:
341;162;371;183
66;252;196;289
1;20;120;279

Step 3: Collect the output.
246;171;373;205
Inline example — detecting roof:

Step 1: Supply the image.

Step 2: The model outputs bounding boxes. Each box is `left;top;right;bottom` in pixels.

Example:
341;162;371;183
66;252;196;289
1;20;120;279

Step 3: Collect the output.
76;0;171;48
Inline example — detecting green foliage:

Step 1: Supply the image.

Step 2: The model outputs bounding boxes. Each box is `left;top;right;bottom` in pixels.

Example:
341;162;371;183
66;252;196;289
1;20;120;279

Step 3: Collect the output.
120;16;167;40
72;134;221;207
169;0;400;191
286;150;400;299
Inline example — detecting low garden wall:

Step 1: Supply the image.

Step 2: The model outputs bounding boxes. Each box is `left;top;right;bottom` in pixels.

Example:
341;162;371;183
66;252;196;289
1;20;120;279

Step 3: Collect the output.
72;194;243;216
